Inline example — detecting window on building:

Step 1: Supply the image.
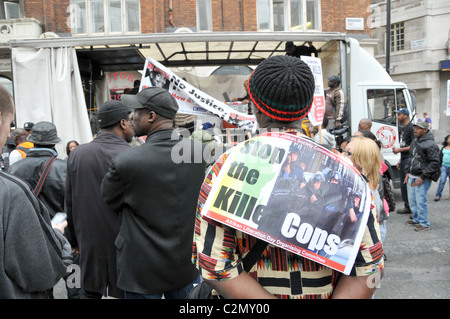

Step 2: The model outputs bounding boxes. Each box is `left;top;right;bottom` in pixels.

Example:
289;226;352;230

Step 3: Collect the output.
257;0;320;31
69;0;140;35
197;0;212;31
390;22;404;52
3;1;21;19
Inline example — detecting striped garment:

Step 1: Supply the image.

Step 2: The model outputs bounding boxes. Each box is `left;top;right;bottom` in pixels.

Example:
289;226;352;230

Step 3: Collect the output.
192;131;384;299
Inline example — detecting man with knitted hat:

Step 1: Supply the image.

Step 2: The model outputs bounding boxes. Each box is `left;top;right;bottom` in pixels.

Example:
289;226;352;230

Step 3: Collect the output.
193;55;384;299
65;100;134;299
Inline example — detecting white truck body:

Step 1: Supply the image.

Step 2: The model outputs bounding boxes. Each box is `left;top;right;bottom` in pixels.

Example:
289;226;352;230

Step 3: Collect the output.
9;32;415;186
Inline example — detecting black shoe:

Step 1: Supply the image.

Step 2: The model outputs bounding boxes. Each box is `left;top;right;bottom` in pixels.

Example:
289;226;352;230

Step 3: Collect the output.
397;207;411;214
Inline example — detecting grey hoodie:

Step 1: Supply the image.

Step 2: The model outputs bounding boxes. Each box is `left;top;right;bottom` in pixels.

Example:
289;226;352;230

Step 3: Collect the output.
0;172;72;298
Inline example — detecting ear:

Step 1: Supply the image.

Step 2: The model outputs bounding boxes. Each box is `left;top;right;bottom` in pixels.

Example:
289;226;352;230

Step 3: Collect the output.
148;111;157;123
119;118;128;130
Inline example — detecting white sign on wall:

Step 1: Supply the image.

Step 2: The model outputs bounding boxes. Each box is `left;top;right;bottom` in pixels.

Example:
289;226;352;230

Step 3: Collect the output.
346;18;364;30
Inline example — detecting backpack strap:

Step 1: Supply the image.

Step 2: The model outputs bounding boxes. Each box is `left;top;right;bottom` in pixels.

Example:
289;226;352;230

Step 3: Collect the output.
243;239;268;272
33;156;57;197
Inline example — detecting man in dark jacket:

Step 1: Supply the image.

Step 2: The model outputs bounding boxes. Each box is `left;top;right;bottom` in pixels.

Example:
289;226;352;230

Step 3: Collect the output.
0;85;71;299
9;121;66;219
102;87;207;299
65;100;134;299
393;107;414;215
9;121;78;298
404;121;440;231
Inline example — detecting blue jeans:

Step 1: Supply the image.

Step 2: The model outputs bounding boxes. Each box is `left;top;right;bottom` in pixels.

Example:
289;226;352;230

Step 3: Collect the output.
124;276;200;299
400;158;410;208
435;164;450;198
407;176;431;227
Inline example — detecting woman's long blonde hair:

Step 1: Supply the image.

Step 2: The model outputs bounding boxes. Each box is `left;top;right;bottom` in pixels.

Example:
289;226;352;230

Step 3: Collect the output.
348;136;381;190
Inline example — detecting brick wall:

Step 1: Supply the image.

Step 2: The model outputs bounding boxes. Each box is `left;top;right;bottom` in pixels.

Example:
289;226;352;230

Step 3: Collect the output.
23;0;370;35
321;0;371;34
25;0;71;34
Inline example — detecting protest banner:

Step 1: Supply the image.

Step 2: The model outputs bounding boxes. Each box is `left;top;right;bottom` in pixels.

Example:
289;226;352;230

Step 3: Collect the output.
301;56;325;127
201;132;372;275
138;57;255;129
137;56;327;129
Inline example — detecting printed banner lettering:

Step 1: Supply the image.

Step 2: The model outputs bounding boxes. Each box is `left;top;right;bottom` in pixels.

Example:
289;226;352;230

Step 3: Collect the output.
139;57;255;129
301;56;325;126
138;56;326;128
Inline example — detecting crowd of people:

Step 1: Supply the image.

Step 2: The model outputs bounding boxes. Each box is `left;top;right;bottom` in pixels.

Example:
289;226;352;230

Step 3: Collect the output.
0;47;447;299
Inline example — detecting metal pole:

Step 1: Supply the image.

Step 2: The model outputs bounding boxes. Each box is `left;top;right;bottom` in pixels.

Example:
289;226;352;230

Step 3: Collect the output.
386;0;391;74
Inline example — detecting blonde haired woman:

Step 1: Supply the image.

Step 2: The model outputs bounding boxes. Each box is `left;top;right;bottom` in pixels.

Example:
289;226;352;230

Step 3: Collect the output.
346;136;381;190
345;136;385;242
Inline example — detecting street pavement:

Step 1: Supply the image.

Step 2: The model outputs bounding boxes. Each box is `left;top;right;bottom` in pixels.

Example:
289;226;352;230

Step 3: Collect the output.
53;179;450;299
375;179;450;299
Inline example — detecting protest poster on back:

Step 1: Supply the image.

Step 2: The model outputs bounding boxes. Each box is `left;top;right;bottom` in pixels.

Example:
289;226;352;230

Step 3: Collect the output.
201;132;372;275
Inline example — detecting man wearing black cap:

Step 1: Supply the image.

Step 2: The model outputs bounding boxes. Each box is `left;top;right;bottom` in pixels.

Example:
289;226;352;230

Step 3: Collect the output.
101;87;207;299
24;121;34;136
393;108;414;215
65;100;134;299
193;55;384;299
325;75;348;130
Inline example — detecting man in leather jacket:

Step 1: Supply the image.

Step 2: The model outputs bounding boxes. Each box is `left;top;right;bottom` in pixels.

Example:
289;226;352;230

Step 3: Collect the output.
404;121;440;231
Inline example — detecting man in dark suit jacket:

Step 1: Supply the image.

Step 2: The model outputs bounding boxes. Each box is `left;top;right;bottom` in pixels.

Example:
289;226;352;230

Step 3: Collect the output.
102;87;207;299
65;100;134;299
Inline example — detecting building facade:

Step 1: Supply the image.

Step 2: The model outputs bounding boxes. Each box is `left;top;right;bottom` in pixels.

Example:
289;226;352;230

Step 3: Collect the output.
370;0;450;135
14;0;373;35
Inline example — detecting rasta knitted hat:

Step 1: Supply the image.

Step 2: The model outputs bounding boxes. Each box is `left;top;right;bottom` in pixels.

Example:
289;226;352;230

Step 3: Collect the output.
248;55;315;122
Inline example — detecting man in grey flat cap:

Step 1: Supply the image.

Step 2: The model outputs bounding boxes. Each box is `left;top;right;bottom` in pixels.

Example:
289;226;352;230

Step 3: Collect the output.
65;100;134;299
102;87;207;299
10;121;66;218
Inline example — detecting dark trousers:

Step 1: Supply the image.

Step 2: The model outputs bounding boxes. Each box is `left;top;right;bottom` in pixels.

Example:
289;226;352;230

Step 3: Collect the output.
400;158;410;208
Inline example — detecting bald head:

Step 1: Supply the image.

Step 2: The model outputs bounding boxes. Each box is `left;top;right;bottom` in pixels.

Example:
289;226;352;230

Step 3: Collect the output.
0;84;14;116
0;84;15;148
358;118;372;131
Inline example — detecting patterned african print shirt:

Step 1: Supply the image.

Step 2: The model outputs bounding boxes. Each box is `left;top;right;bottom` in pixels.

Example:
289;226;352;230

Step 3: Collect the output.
192;130;384;299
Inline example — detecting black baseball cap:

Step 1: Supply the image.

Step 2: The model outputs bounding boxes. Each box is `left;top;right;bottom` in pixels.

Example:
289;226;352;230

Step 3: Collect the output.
121;87;179;120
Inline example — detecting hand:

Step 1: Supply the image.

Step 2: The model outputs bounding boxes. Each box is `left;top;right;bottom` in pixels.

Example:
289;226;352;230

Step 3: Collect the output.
335;121;342;128
393;147;399;154
403;173;409;184
349;208;357;223
52;220;68;234
414;176;424;186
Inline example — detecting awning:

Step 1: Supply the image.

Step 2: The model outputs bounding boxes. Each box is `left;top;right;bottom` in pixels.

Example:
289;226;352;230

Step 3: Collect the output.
9;31;348;71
